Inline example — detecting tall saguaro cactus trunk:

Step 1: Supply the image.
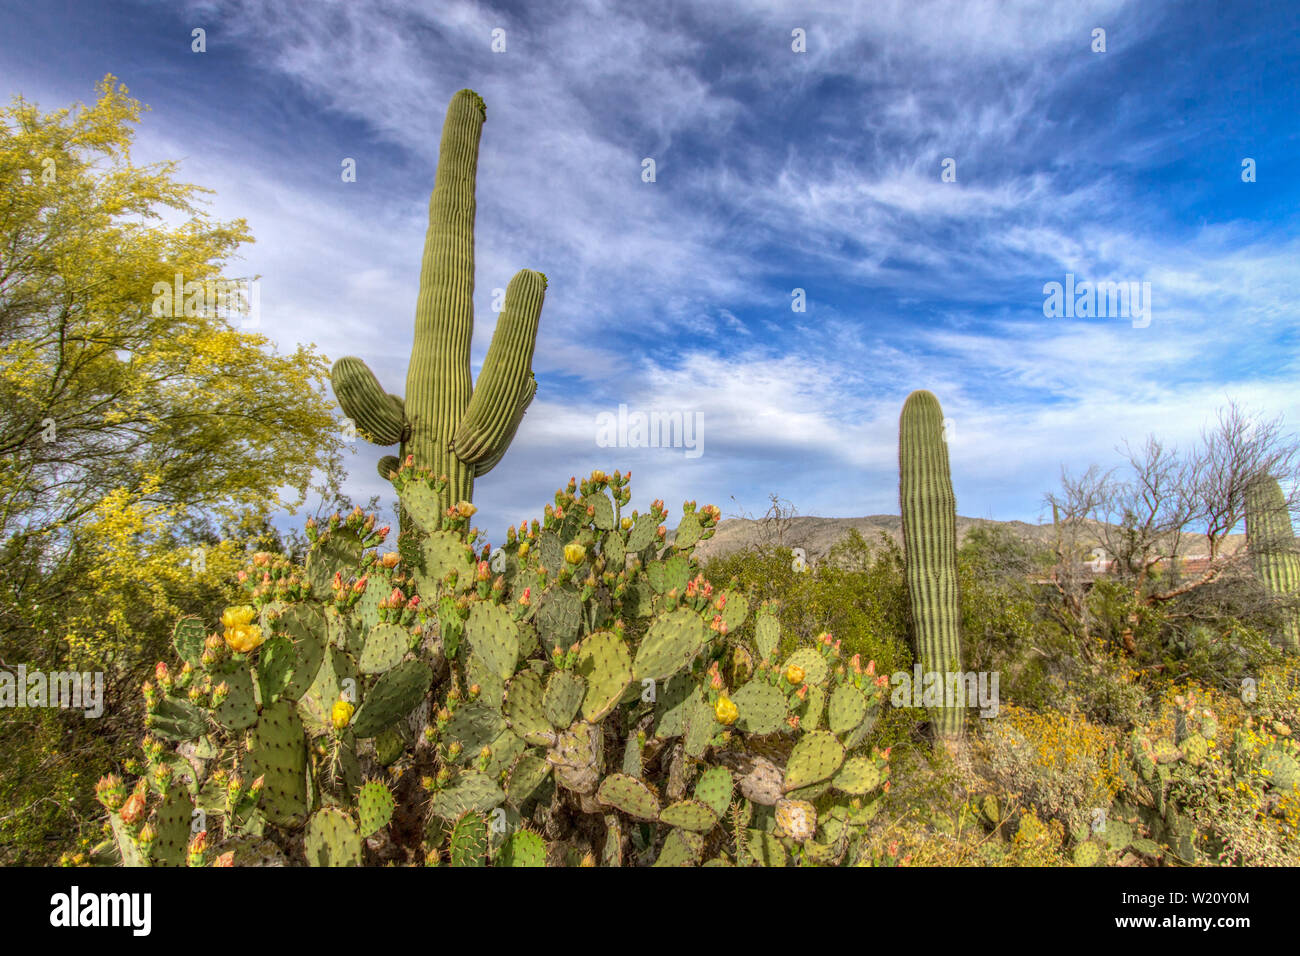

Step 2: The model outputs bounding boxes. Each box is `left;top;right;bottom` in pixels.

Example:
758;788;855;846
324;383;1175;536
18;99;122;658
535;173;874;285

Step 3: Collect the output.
331;89;545;515
1245;474;1300;653
898;390;965;741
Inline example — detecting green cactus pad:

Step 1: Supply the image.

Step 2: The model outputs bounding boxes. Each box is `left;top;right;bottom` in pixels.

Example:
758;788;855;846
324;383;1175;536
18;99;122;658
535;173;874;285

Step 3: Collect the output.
539;671;582;729
831;756;882;795
1261;748;1300;791
430;771;505;819
828;684;868;735
246;701;309;827
151;785;194;867
653;828;704;867
446;701;508;763
351;660;431;738
359;622;410;674
147;697;208;742
652;673;698;738
783;731;845;792
503;670;556;746
464;601;521;680
647;554;689;595
297;647;357;738
358;780;396;837
210;663;258;732
350;576;386;634
583;491;616;531
747;829;787;867
1130;838;1162;859
482;729;526;778
417;530;477;595
1103;819;1134;851
305;808;362;866
327;605;364;655
622;731;645;776
603;530;626;570
272;602;327;701
720;591;749;634
673;511;703;550
659;799;719;832
782;647;829;686
575;630;632;722
463;651;504;711
626;512;659;552
731;680;788;735
1072;840;1104;867
448;812;490;867
632;608;708;682
257;634;296;703
597;773;662;821
305;527;364;597
505;751;552;807
754;609;780;661
398;481;444;535
496;828;546;867
536;587;582;646
693;767;733;818
683;695;717;757
802;684;826;731
172;617;206;667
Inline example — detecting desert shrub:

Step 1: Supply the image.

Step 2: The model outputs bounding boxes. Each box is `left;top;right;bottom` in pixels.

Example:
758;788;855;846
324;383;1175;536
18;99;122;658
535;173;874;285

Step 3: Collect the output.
980;704;1124;837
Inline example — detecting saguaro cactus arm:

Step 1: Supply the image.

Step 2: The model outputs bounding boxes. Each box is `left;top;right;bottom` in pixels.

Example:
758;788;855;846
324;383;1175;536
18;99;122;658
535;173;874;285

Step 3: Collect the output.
898;389;965;740
329;88;545;507
331;357;406;446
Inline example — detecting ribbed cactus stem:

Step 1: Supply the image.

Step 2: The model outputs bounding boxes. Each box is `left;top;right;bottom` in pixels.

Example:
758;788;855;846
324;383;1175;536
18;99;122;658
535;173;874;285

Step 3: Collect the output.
330;89;545;516
898;390;964;739
1245;475;1300;653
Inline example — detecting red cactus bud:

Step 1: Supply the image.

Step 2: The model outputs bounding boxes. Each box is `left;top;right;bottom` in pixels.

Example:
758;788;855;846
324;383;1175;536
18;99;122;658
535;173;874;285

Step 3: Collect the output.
119;791;146;825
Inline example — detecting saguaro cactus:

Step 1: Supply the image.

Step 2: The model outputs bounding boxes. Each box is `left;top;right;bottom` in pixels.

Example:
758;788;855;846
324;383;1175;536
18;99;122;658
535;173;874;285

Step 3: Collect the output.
1245;474;1300;653
898;390;964;739
331;89;546;508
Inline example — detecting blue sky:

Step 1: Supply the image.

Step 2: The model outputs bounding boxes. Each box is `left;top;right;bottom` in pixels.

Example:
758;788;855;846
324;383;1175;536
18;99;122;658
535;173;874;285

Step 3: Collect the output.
4;0;1299;542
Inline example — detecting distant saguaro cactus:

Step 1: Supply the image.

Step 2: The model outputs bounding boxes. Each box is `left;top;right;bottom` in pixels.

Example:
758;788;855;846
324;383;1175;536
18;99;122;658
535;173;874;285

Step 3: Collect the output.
1245;474;1300;653
898;389;964;739
331;89;545;509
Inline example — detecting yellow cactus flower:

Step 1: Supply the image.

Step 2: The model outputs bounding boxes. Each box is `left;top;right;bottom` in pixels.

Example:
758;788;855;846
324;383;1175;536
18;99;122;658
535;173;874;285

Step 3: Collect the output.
331;699;355;730
224;623;264;653
564;543;586;565
785;664;805;686
456;501;477;519
221;605;256;629
714;695;739;725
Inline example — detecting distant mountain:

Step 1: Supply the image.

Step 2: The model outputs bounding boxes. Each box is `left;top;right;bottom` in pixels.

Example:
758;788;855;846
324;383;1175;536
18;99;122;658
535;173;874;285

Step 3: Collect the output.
689;514;1246;564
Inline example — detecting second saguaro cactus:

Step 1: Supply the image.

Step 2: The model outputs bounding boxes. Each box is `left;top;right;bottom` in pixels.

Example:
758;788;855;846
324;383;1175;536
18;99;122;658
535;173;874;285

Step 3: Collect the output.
1245;474;1300;653
898;390;964;739
331;89;546;508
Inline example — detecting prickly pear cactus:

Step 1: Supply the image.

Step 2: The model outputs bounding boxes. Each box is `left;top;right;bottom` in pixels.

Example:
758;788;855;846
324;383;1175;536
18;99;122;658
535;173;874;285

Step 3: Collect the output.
83;468;890;866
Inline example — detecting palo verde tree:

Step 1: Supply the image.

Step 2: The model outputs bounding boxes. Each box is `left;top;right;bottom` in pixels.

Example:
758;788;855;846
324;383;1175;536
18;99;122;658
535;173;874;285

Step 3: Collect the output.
0;75;342;861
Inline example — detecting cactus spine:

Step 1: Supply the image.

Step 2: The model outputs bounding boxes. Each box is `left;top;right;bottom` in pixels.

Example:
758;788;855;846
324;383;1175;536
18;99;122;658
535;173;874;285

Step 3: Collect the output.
331;89;545;508
898;390;964;739
1245;474;1300;653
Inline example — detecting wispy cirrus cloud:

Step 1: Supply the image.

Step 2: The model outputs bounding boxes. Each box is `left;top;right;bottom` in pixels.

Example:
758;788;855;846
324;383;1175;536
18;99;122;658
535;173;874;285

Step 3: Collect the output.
4;0;1297;541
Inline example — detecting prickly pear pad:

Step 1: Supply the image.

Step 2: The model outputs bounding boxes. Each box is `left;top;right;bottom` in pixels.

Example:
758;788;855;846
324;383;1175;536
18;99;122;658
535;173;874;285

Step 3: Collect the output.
782;731;845;792
246;701;309;827
632;607;708;682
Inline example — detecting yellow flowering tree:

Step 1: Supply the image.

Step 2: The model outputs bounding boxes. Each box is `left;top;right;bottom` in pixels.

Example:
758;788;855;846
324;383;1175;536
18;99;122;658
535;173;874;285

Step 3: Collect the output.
0;76;343;861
